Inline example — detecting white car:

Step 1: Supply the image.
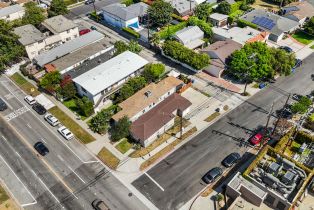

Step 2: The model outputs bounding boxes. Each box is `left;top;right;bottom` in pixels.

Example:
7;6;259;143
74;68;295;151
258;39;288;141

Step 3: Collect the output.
44;113;59;126
24;95;36;105
57;126;74;140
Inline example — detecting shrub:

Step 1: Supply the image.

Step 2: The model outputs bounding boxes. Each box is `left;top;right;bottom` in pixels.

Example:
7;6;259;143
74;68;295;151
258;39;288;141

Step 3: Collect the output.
171;13;185;22
295;131;314;144
157;22;187;39
162;40;210;70
122;27;140;39
237;19;258;29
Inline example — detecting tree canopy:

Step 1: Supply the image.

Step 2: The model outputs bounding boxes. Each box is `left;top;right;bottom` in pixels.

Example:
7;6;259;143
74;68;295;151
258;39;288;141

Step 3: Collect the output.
39;71;62;92
48;0;69;17
75;96;94;117
304;17;314;36
194;3;213;21
116;76;147;103
216;1;231;15
143;63;165;82
114;40;142;56
0;20;25;73
228;42;273;81
269;48;295;76
89;105;120;134
110;116;131;141
187;16;213;38
148;0;173;27
22;2;46;26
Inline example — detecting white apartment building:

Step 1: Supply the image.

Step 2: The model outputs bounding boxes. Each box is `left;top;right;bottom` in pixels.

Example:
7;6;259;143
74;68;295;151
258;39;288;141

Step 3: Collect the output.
0;4;24;21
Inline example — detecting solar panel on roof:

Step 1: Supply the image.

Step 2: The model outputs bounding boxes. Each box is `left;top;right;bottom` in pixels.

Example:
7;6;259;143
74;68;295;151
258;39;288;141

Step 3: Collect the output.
251;17;275;30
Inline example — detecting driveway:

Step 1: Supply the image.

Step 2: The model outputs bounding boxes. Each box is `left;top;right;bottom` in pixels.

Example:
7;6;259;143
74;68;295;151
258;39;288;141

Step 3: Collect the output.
132;53;314;210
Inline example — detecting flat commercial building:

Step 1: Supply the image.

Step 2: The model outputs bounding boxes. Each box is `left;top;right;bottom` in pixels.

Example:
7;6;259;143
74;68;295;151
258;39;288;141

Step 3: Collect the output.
73;51;148;106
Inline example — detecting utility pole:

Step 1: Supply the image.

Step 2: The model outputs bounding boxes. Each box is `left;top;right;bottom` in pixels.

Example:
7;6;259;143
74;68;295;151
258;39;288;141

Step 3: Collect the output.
179;110;183;139
147;13;150;42
92;0;97;14
272;93;291;135
260;103;274;149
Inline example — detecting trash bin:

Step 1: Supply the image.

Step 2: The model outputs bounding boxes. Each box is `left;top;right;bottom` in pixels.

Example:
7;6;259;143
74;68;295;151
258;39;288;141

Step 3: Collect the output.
259;83;267;89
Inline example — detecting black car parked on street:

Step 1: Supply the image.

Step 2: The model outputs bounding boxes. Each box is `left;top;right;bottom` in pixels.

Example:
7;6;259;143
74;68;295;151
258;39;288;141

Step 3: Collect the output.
32;103;46;115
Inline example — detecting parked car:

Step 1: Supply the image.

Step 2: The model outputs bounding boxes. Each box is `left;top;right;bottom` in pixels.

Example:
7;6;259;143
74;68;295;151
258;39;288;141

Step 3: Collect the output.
85;0;95;4
292;93;302;101
92;199;110;210
32;103;46;115
34;142;49;156
222;153;241;167
24;95;36;105
202;167;223;184
58;126;74;140
90;26;97;31
292;59;302;73
0;98;7;111
249;133;270;145
79;28;91;36
44;113;59;126
279;46;293;53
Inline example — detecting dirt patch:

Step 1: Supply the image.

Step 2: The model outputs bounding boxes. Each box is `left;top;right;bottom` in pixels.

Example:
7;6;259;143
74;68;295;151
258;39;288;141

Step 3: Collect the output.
0;199;19;210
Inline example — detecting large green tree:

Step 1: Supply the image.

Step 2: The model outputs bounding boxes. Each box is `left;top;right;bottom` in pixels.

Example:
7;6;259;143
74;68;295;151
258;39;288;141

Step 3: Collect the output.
128;40;142;54
114;40;142;56
89;105;119;134
110;116;131;141
216;1;231;15
304;17;314;36
194;3;213;21
270;48;295;76
22;2;46;26
0;20;25;73
61;82;77;99
128;76;146;91
143;63;165;82
39;71;62;92
228;42;274;82
148;0;173;27
75;96;94;117
48;0;69;17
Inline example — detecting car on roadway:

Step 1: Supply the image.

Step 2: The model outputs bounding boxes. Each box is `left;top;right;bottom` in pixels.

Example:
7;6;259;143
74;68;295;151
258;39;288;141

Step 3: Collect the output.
79;28;91;36
292;93;303;101
85;0;95;4
0;98;7;111
24;95;36;105
34;142;49;156
44;113;59;126
279;46;293;53
92;199;110;210
32;103;47;115
222;153;241;168
249;133;270;146
58;126;74;140
202;167;223;184
90;26;97;31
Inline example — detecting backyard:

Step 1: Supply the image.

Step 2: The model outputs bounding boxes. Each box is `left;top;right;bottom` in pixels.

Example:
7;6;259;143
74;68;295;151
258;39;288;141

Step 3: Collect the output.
292;31;314;45
252;0;280;11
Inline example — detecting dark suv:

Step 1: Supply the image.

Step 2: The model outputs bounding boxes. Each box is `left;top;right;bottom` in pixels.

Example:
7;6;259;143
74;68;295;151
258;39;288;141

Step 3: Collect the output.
0;98;7;111
92;199;109;210
32;103;46;115
222;153;241;167
34;142;49;156
202;167;223;184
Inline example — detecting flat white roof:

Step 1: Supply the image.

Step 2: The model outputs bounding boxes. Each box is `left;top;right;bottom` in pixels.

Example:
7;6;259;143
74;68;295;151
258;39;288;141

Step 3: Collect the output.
210;13;229;21
0;4;23;18
73;51;149;95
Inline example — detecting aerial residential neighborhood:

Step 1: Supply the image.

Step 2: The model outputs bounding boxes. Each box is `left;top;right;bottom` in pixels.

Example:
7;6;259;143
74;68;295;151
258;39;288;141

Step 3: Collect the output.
0;0;314;209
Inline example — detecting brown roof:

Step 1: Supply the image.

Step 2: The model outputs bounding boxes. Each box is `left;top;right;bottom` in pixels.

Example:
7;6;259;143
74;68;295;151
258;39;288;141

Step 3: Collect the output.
112;76;183;121
201;39;242;64
284;1;314;21
130;93;191;141
0;2;10;8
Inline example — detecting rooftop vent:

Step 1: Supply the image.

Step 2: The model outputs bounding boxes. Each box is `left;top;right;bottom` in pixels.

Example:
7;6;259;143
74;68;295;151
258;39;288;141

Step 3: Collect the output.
145;90;152;97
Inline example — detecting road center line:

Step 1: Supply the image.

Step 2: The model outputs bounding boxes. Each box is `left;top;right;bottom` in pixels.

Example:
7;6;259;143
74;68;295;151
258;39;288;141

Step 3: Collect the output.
15;151;21;158
1;135;7;142
27;123;32;129
0;154;36;202
144;172;164;192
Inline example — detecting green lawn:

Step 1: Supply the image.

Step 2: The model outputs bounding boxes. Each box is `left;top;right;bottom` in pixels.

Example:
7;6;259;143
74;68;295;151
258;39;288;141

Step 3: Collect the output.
97;147;120;169
292;31;314;45
63;98;87;121
115;138;132;154
310;45;314;49
48;106;95;144
0;185;9;205
10;73;40;96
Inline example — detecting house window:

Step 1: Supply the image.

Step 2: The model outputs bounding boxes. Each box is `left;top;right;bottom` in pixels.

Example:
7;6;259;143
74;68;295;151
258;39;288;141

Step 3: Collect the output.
66;37;71;41
38;40;43;44
81;87;87;93
67;30;70;33
168;91;170;95
149;104;152;108
142;110;145;114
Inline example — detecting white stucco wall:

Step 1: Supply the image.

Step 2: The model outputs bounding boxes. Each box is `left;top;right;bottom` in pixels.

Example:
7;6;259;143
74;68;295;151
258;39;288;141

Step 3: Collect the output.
0;10;24;21
59;27;79;42
25;41;47;60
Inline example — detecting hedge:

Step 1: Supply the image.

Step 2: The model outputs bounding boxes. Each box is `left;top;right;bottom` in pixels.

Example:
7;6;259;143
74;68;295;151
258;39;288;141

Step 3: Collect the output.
171;13;185;22
162;40;210;70
122;27;140;39
274;128;295;151
157;22;187;39
295;131;314;144
188;16;213;38
237;19;258;29
243;146;269;178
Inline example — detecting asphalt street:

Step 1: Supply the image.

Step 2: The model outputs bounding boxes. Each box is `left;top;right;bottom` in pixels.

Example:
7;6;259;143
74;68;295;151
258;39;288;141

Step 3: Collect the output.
132;53;314;210
66;0;119;20
0;76;148;210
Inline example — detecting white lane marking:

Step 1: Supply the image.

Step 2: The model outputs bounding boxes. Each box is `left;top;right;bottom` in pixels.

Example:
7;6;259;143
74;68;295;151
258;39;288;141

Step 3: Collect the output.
144;172;164;192
1;135;7;142
27;123;32;129
67;165;86;184
41;138;47;144
4;93;14;100
4;106;29;121
0;154;36;202
58;155;64;162
1;97;13;109
21;201;38;207
31;170;62;203
15;151;21;158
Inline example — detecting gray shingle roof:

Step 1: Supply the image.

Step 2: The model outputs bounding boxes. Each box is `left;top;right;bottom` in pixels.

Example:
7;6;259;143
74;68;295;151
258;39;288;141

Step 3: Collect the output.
174;26;205;49
127;2;149;17
42;15;77;34
0;4;24;18
209;13;229;21
14;24;45;46
34;31;104;67
165;0;196;16
102;3;138;21
240;9;300;36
